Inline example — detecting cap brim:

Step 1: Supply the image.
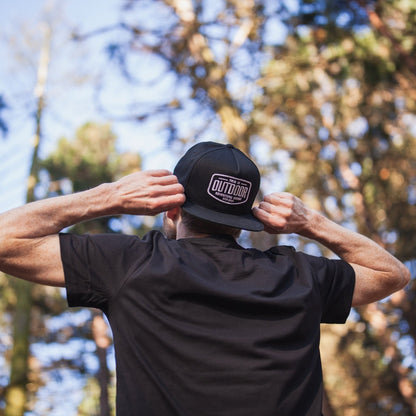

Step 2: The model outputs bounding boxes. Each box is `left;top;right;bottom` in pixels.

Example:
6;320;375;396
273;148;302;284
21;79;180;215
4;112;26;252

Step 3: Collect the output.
182;200;264;232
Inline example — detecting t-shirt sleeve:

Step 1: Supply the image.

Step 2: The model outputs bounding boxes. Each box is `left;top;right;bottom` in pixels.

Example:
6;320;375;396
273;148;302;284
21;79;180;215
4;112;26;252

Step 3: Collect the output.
59;233;143;312
308;255;356;323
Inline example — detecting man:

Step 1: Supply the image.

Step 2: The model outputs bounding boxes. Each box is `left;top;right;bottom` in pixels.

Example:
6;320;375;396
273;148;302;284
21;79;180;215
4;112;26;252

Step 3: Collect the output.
0;141;410;415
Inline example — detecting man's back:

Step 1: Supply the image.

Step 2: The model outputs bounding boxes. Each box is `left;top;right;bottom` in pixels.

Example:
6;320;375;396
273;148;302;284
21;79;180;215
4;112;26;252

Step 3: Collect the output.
0;141;409;414
61;230;355;416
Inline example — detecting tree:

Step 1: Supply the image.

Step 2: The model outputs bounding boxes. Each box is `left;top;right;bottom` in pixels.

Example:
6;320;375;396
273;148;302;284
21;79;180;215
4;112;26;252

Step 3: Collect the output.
73;1;415;414
1;5;106;412
251;1;416;414
40;122;143;416
4;20;52;416
0;95;8;137
2;0;412;413
75;0;285;153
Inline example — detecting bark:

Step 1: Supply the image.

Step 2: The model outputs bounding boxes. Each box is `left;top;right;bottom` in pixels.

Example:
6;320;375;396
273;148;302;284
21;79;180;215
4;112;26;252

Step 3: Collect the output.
4;279;32;416
356;0;416;76
358;304;416;415
169;0;253;153
5;23;51;416
322;385;336;416
92;312;112;416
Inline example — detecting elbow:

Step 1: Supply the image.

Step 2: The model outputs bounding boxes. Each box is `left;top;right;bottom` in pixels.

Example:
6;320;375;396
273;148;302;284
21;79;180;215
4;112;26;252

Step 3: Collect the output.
397;263;411;290
388;263;411;295
0;236;19;273
352;262;411;307
0;236;7;270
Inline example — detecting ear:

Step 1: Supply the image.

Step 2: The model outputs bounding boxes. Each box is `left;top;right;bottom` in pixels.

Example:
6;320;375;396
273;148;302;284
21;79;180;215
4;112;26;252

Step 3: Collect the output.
166;207;181;222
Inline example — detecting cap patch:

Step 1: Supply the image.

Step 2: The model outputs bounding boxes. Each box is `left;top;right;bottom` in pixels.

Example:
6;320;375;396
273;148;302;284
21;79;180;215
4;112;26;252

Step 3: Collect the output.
207;174;252;205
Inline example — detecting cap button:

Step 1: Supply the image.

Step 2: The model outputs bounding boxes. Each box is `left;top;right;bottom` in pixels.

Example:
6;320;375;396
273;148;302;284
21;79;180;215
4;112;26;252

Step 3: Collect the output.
225;144;234;148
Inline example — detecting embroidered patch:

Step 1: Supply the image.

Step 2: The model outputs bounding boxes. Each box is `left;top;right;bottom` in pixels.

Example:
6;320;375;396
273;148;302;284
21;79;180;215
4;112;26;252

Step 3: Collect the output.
207;174;252;205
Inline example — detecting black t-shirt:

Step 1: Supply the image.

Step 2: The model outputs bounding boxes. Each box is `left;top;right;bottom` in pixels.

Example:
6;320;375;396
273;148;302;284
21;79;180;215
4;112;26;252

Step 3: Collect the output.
59;230;355;416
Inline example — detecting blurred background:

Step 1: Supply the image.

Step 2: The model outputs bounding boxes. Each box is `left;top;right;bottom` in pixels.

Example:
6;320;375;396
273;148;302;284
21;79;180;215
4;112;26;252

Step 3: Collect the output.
0;0;415;415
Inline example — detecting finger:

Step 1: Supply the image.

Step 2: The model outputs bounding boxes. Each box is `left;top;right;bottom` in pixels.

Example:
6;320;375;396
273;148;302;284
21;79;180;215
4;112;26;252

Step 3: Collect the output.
257;201;291;219
252;207;286;234
150;182;185;198
263;193;280;204
148;172;180;186
147;193;186;214
263;192;294;207
252;206;273;222
152;175;183;189
162;193;186;208
257;201;275;213
259;197;295;219
148;169;173;177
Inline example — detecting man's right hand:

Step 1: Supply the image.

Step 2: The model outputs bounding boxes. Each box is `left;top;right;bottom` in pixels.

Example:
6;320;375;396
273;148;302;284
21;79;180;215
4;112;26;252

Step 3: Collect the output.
253;191;410;306
252;192;310;235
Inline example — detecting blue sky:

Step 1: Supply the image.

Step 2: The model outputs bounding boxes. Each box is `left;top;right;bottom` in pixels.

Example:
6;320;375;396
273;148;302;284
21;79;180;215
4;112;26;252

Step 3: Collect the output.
0;0;292;213
0;0;182;212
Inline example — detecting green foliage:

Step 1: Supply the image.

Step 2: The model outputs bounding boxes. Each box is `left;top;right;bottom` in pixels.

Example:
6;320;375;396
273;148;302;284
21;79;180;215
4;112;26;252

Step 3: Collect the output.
41;122;145;234
249;2;416;412
2;0;415;414
253;1;416;261
1;122;147;414
42;122;141;192
77;376;116;416
87;9;416;414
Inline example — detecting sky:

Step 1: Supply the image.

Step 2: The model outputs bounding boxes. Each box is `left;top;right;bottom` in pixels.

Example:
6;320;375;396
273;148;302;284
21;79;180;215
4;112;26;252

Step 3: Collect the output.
0;0;292;214
0;5;288;412
0;0;183;213
0;4;129;412
0;2;186;404
0;4;291;411
1;2;415;413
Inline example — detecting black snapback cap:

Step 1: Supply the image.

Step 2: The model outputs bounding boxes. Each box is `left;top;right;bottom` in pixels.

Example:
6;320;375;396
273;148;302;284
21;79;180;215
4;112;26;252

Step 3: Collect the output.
173;141;264;231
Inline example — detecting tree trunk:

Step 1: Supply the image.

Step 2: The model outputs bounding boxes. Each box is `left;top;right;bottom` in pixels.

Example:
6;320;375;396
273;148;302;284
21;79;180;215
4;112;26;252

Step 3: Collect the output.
4;22;51;416
322;385;336;416
4;279;32;416
92;312;112;416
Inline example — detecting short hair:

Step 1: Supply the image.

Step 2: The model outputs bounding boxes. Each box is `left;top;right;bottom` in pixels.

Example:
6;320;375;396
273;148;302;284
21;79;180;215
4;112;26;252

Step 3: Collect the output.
180;209;241;239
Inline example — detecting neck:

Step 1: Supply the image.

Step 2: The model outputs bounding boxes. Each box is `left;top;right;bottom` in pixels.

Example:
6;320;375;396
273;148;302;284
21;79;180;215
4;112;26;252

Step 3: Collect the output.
176;221;211;239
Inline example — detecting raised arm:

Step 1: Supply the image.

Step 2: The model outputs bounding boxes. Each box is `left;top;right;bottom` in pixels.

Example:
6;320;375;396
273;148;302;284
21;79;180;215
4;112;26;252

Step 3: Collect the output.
253;192;411;306
0;170;185;287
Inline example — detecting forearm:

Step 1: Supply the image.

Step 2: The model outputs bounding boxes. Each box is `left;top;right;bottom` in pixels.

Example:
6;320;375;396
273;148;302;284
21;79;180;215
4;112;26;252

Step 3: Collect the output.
302;210;410;305
0;183;114;239
0;170;185;284
254;192;411;305
0;184;114;284
302;210;393;270
0;169;186;240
